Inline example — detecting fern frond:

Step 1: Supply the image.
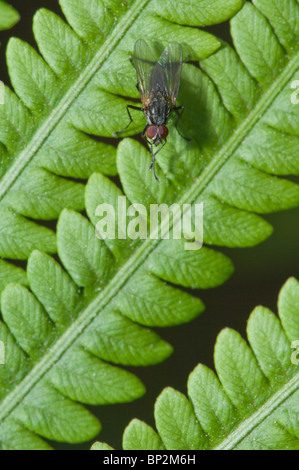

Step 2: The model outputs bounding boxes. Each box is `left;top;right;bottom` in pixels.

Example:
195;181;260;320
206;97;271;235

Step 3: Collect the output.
0;0;299;448
92;277;299;451
0;1;19;31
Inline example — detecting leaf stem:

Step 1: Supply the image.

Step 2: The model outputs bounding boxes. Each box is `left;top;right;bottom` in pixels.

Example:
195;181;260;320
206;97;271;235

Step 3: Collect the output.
215;373;299;449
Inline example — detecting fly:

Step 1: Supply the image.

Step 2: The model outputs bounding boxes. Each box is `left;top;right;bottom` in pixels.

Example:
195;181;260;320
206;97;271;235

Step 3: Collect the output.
114;39;189;181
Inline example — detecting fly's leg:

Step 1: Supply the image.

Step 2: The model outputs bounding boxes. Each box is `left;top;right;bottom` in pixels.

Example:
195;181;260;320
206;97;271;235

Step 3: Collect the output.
149;154;159;182
113;105;142;137
141;124;149;140
141;127;152;158
142;125;155;171
173;105;191;141
149;140;167;182
183;53;191;63
143;129;159;180
153;140;166;157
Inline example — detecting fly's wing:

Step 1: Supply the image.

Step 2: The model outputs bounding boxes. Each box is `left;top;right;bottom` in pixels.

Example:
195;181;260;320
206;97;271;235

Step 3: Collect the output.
134;39;158;105
158;42;183;107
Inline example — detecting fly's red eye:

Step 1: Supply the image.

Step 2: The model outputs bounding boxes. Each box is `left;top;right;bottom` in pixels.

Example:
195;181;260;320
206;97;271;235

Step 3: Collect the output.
146;125;158;140
159;125;168;139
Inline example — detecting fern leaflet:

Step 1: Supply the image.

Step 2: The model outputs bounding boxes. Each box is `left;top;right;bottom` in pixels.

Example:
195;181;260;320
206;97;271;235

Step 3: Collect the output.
92;278;299;451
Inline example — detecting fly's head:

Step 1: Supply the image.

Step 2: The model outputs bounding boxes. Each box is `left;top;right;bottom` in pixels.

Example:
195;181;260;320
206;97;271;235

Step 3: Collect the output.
146;125;168;146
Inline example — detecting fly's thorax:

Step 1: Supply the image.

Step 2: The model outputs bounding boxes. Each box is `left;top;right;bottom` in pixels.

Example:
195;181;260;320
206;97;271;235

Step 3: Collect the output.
146;91;171;126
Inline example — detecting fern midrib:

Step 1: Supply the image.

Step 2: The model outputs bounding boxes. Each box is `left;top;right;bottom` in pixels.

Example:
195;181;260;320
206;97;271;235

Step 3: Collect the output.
0;0;150;202
214;372;299;450
0;15;298;428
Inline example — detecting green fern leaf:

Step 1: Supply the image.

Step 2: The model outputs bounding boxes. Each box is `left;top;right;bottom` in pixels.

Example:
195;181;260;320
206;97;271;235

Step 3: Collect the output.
0;1;19;31
0;0;299;449
93;277;299;450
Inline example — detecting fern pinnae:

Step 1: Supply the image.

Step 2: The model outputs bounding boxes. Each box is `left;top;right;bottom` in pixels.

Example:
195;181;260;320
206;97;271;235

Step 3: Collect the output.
216;372;299;450
0;1;19;32
0;0;148;201
0;0;298;448
92;278;299;451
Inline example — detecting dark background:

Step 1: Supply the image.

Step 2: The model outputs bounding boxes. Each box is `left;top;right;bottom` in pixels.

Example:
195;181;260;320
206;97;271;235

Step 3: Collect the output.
0;0;298;450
